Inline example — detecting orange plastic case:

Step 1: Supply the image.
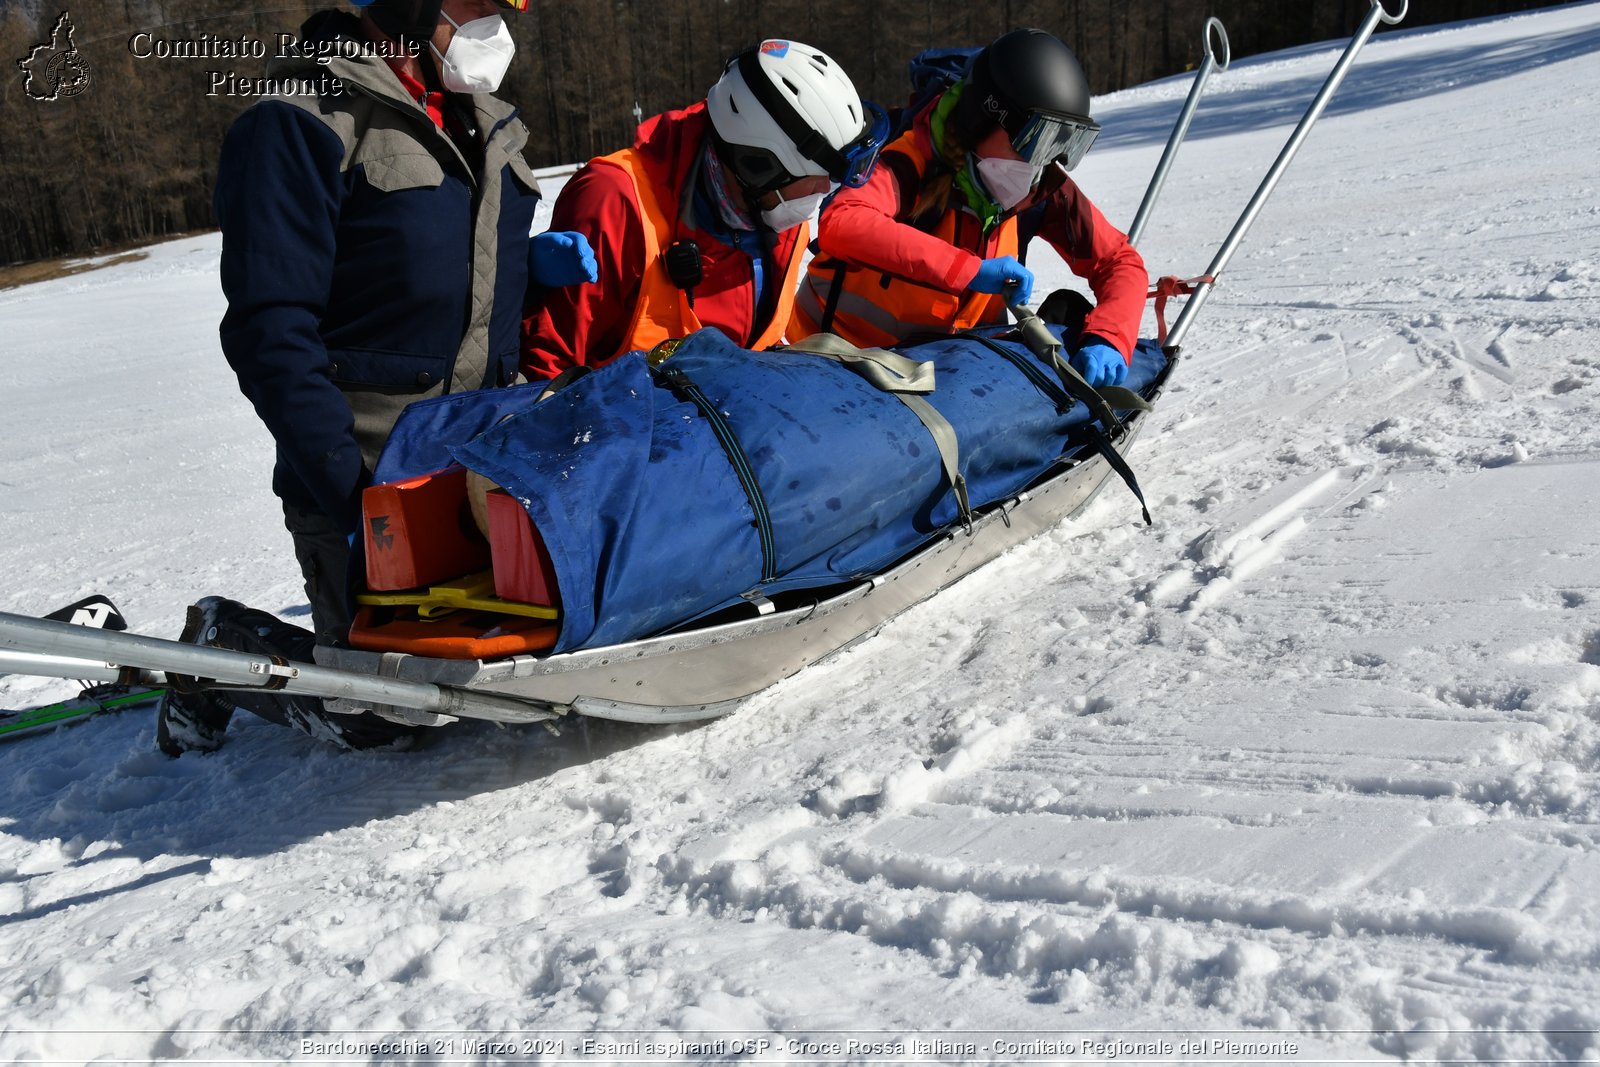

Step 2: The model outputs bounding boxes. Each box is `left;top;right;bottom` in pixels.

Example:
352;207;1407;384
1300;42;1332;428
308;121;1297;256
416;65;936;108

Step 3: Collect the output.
486;490;560;607
347;605;559;659
362;467;490;591
354;470;565;658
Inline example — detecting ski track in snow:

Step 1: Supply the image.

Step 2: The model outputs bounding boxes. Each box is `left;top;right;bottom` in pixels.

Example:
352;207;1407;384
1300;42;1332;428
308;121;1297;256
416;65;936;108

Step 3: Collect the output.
3;6;1600;1063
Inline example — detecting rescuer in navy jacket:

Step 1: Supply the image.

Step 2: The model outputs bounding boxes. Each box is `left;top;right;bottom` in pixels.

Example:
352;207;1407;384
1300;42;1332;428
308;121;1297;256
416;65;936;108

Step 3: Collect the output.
216;2;538;556
161;0;567;755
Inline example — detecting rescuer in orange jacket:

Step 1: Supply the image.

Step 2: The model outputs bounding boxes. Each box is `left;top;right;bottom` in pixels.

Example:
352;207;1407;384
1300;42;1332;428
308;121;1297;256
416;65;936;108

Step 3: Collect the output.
521;40;888;379
791;29;1148;388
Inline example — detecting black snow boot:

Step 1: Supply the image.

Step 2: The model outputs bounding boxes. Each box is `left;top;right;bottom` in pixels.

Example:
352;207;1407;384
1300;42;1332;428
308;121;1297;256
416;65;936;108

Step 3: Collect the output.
156;599;239;756
156;596;423;754
155;688;235;757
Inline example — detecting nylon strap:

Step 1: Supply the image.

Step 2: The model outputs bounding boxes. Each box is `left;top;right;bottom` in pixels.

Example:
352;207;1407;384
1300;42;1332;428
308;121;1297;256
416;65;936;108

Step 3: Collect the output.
782;331;935;392
655;364;779;582
781;332;973;530
1149;274;1214;347
1011;312;1151;421
965;327;1153;527
819;259;848;334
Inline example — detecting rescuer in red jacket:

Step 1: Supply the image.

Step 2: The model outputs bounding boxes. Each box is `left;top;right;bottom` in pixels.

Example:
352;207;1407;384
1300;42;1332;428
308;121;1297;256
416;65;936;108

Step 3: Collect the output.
522;40;887;379
791;29;1147;388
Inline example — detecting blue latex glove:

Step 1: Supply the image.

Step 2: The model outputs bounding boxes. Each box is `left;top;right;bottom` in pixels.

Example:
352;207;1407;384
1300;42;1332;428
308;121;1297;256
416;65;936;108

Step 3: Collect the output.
529;231;598;288
968;255;1034;305
1070;342;1129;389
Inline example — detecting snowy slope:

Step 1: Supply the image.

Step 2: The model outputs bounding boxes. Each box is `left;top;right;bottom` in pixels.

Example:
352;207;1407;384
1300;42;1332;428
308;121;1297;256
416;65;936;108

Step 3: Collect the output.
3;5;1599;1063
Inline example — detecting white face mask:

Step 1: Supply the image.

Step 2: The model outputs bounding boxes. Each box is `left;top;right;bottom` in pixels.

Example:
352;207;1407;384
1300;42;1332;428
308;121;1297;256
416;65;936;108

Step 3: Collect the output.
975;155;1039;211
431;12;514;94
759;188;828;232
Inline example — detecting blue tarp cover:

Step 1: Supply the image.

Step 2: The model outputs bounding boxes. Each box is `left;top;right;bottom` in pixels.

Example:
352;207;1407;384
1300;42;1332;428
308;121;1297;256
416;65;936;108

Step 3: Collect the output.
377;327;1167;652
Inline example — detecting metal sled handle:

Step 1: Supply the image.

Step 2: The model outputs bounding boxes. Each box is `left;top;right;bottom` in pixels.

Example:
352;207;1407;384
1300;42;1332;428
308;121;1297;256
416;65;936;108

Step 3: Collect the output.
1127;18;1230;247
1164;0;1406;349
1205;17;1232;69
1376;0;1409;25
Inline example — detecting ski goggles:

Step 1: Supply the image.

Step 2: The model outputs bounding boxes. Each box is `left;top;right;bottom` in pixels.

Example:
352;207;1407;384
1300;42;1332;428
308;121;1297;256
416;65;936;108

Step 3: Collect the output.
494;0;531;11
1010;109;1101;172
835;100;890;188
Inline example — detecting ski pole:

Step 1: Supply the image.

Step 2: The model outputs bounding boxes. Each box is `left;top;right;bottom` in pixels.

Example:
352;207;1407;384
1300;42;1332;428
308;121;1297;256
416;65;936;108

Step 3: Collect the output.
1164;0;1407;351
0;610;560;724
1128;17;1230;248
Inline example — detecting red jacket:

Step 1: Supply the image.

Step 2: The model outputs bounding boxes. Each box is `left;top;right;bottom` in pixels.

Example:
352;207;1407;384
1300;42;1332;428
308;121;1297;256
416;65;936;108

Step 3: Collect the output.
803;100;1148;357
522;104;806;380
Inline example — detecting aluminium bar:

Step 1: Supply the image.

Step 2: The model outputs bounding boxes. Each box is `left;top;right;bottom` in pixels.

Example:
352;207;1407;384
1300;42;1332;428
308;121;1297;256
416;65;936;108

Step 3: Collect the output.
1128;17;1230;248
1165;0;1408;350
0;610;559;724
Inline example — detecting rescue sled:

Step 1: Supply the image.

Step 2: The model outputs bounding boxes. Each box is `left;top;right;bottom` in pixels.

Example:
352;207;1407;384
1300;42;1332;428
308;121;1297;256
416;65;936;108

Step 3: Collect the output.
0;322;1171;730
0;2;1406;731
315;328;1175;725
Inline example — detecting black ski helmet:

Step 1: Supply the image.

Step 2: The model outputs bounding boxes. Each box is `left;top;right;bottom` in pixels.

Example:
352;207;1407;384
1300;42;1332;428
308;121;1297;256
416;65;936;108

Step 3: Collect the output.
953;29;1093;145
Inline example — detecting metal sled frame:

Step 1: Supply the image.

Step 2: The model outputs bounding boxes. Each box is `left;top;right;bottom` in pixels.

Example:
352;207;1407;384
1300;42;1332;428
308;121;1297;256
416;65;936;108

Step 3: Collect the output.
316;355;1177;724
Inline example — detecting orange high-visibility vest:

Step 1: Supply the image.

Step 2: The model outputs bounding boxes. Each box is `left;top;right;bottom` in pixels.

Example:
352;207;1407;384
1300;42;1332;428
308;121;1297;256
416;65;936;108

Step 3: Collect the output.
790;133;1018;349
594;146;807;358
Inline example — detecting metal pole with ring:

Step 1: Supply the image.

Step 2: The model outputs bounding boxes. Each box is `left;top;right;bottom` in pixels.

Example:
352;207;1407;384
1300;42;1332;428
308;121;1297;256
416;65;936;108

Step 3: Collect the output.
1128;16;1231;248
1165;0;1408;351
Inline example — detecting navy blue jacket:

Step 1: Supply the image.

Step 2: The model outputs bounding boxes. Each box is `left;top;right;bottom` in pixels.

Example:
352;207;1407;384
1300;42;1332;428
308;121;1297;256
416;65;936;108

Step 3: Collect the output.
215;12;540;530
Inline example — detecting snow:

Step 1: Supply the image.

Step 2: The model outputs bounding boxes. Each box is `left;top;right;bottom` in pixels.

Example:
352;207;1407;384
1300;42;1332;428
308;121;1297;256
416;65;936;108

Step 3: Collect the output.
3;5;1600;1062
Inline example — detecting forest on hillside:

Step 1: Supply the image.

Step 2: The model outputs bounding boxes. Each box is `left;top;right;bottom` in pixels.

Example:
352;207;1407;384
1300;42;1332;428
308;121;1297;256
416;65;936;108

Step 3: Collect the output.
0;0;1564;264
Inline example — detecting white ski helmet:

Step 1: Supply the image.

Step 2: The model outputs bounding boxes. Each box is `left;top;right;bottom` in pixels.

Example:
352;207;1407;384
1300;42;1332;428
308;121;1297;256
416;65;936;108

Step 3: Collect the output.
706;40;885;194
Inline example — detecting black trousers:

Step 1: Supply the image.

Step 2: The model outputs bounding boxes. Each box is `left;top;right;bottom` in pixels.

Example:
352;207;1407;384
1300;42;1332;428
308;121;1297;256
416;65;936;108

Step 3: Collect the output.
282;502;355;648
